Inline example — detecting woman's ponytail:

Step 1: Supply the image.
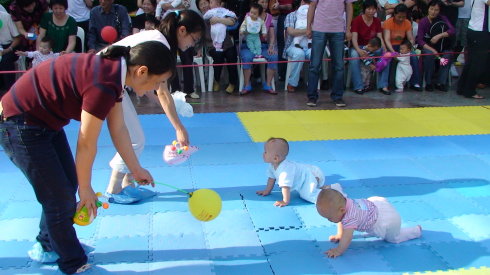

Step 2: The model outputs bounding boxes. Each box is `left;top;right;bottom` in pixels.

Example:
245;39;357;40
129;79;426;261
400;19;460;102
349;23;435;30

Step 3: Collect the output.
100;45;131;60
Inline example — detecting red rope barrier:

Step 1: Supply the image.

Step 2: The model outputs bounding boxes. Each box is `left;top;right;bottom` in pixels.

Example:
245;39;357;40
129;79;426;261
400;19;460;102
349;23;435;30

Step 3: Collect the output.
0;50;465;74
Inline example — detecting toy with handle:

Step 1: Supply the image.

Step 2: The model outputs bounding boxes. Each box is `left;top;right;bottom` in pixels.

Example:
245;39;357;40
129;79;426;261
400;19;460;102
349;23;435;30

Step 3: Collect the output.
375;52;399;72
73;192;110;226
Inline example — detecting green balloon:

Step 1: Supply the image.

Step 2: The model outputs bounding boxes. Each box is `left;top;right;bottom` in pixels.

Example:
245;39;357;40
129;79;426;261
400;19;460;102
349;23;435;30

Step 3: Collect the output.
0;20;3;29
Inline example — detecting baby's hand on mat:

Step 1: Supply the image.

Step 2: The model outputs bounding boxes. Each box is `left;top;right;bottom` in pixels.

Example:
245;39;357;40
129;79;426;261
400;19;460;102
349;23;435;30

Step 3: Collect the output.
256;190;271;196
326;247;343;258
274;200;288;207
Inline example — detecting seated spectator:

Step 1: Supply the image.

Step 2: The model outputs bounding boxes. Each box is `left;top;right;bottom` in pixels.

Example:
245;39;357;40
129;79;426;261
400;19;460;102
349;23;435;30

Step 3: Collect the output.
240;0;278;95
9;0;49;51
132;0;158;34
87;0;131;53
383;4;421;92
283;0;310;92
349;0;385;94
417;0;454;92
0;11;21;97
198;0;239;94
37;0;77;53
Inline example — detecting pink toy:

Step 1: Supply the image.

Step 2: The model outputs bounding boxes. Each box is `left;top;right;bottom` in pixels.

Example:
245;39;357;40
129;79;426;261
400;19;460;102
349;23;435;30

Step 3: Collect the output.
375;52;399;72
438;57;449;66
163;141;198;165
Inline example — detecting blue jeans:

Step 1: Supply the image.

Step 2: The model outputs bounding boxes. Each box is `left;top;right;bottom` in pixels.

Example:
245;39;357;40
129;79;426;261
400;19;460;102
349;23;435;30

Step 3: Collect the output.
286;46;311;87
0;117;87;274
307;31;345;101
349;47;383;90
422;49;452;86
240;43;278;70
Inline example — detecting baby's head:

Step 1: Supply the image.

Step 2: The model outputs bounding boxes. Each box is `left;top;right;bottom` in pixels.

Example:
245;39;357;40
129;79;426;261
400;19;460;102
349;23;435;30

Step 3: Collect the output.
144;14;159;30
209;0;222;9
249;3;263;20
39;37;54;55
263;137;289;165
399;39;412;54
316;188;347;223
365;37;381;53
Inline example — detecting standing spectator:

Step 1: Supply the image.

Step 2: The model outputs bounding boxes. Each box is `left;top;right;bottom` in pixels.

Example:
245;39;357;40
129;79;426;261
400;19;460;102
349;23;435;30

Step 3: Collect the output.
456;0;489;99
9;0;49;51
349;0;386;94
87;0;131;53
454;0;471;63
305;0;354;107
383;4;422;92
240;0;278;95
283;0;310;92
132;0;158;34
0;11;21;97
273;0;293;80
416;0;455;92
37;0;78;53
440;0;464;27
67;0;92;40
198;0;239;94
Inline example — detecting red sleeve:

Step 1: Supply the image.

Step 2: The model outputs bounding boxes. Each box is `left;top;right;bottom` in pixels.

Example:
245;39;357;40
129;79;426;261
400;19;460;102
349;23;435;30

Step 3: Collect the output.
351;16;361;33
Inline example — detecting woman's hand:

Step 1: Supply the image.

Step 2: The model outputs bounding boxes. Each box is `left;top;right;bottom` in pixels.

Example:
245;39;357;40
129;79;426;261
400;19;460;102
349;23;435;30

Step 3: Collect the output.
77;185;98;217
357;48;368;57
430;34;441;45
209;17;221;25
176;127;189;147
131;167;154;187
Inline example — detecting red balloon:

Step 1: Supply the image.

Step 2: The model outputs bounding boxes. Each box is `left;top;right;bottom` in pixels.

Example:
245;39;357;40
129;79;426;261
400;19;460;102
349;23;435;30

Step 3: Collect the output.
101;26;118;43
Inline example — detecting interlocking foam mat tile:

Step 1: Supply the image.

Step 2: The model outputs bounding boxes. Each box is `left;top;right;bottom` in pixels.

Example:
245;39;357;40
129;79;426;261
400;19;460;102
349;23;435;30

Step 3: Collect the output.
1;108;490;274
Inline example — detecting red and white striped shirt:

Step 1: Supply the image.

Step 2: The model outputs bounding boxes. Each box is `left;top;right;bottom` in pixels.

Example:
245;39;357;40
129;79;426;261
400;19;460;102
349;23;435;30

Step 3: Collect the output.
341;198;378;232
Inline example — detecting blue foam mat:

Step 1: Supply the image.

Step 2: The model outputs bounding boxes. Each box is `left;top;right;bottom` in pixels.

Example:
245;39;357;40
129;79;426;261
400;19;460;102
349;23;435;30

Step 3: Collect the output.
2;112;490;274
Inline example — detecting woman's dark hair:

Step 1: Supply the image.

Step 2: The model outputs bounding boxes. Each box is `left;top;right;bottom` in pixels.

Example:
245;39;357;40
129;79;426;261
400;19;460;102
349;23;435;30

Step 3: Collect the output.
101;41;176;77
394;3;409;15
362;0;378;12
16;0;36;8
145;0;158;9
250;2;263;14
428;0;443;9
49;0;68;9
158;10;206;55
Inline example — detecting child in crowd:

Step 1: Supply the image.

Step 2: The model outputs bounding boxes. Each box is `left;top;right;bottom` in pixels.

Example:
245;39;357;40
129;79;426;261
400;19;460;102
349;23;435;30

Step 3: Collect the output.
144;14;160;31
15;37;60;68
384;0;402;18
316;189;422;258
240;3;267;58
203;0;237;51
155;0;184;20
256;137;345;207
293;2;311;49
360;37;382;92
395;40;413;93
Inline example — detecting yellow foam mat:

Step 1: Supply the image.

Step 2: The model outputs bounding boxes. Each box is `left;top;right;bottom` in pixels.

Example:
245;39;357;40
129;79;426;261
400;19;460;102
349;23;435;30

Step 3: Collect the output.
237;106;490;142
407;266;490;275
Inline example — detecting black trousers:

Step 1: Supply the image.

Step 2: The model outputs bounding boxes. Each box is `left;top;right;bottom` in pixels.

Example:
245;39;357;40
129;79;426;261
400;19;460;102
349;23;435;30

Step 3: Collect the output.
208;47;238;85
457;29;490;97
171;47;195;94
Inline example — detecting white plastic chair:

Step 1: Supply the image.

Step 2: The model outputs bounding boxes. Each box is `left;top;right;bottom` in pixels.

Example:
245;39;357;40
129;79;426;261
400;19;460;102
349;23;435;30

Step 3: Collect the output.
76;27;85;53
206;55;240;92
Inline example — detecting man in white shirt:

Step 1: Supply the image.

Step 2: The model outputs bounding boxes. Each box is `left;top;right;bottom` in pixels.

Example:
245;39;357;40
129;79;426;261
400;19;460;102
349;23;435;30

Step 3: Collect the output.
0;11;21;97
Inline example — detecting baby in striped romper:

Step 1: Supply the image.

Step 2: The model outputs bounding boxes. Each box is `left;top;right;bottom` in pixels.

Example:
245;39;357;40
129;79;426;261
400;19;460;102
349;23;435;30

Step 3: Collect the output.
316;188;422;258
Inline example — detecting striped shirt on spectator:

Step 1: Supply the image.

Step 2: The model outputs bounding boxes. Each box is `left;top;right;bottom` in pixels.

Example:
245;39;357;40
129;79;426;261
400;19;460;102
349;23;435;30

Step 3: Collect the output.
341;198;378;232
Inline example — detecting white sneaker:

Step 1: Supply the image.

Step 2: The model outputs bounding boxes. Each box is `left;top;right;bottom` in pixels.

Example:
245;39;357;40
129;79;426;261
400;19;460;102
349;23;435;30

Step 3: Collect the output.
189;92;200;99
76;264;91;273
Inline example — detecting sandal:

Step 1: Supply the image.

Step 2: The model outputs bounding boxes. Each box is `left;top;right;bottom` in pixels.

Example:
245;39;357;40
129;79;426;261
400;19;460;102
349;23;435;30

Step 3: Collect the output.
263;84;278;95
239;84;252;95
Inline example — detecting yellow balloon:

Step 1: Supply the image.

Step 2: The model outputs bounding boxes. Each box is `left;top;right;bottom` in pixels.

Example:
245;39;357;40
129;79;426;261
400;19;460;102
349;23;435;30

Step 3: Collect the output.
188;189;222;222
